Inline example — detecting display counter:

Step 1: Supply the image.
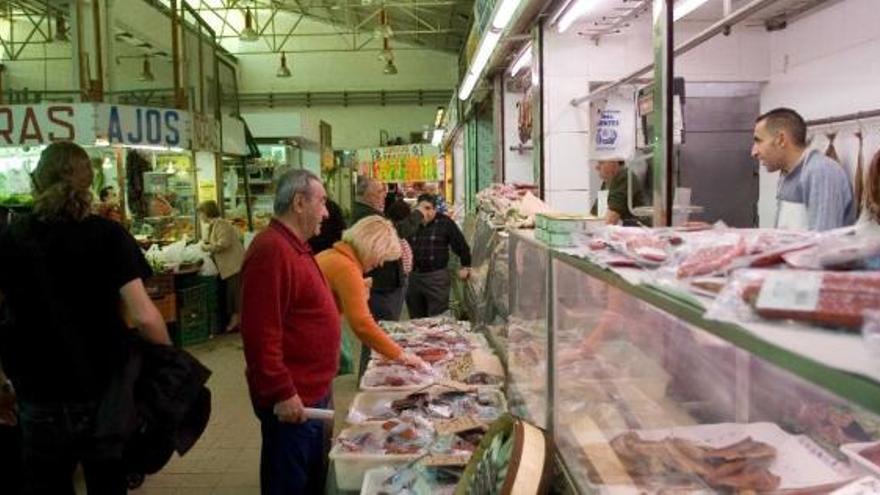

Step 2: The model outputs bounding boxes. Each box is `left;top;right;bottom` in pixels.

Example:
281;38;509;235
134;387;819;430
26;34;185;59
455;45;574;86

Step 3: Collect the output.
473;225;880;493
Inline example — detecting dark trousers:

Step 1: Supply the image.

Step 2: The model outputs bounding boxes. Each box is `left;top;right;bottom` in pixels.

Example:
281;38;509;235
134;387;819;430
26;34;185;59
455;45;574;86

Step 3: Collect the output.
18;401;126;495
362;285;406;375
406;269;451;319
256;396;330;495
367;286;405;322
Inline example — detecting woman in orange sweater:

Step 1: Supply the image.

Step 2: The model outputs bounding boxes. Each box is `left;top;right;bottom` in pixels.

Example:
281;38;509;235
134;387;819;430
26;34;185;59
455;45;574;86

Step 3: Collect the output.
316;216;428;369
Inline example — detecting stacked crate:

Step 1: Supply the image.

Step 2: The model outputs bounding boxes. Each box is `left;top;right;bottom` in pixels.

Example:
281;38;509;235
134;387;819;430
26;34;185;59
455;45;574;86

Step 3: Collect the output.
535;212;602;248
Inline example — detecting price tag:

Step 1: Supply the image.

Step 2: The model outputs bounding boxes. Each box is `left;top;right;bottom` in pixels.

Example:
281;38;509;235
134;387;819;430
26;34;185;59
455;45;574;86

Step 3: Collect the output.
435;416;487;435
446;354;474;382
756;271;822;311
422;454;471;467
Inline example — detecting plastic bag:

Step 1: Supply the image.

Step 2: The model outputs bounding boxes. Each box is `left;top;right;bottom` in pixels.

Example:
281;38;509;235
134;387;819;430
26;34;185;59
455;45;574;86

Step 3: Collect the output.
707;269;880;330
199;255;219;276
704;269;772;325
862;310;880;356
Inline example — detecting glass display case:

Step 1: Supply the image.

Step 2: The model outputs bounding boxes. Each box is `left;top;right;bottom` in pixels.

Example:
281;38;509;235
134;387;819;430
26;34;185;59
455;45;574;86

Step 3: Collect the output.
496;229;880;493
506;230;550;430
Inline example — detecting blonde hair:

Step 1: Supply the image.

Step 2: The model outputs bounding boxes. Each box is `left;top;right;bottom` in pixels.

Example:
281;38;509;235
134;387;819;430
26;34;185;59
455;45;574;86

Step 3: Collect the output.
343;216;401;268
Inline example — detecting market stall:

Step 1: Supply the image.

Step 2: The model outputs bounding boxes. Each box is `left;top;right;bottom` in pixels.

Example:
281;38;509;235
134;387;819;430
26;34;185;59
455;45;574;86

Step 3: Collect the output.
355;143;449;209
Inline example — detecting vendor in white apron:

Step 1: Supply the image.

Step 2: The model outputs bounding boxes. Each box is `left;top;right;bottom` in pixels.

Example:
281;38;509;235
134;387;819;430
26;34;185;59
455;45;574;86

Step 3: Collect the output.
590;159;646;226
751;108;855;231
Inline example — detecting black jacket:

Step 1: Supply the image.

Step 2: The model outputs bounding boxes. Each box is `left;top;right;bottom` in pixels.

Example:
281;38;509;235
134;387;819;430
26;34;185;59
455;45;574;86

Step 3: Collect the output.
96;338;212;477
351;201;422;290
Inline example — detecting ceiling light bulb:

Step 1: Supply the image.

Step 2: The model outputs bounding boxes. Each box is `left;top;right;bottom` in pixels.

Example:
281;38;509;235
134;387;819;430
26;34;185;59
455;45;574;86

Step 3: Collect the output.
54;14;70;42
139;56;155;82
276;52;291;78
240;7;259;42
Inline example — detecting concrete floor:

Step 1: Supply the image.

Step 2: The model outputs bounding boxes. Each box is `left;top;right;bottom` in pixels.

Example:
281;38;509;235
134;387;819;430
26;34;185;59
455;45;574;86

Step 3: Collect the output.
99;331;361;495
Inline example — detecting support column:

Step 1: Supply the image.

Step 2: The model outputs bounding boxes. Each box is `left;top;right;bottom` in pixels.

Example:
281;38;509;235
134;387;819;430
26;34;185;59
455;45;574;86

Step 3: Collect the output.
651;0;674;226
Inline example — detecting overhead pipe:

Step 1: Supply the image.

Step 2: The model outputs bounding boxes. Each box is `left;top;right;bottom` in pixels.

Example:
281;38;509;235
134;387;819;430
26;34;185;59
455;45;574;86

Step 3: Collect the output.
570;0;783;106
91;0;104;100
170;0;184;109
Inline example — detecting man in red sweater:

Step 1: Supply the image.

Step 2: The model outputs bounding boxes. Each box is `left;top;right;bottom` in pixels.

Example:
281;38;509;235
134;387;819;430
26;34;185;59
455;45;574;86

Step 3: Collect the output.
239;169;339;495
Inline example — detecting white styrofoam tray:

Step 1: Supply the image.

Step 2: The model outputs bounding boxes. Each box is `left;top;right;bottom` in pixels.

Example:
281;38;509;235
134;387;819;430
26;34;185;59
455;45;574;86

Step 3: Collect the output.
329;425;427;491
359;466;457;495
347;388;508;425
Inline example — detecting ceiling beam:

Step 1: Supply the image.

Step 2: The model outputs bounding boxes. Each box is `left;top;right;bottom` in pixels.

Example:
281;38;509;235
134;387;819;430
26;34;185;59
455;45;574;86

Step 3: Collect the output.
216;28;457;38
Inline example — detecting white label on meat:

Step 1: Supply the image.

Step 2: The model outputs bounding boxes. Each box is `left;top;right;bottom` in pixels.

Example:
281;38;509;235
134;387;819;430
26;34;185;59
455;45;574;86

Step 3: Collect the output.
756;271;822;312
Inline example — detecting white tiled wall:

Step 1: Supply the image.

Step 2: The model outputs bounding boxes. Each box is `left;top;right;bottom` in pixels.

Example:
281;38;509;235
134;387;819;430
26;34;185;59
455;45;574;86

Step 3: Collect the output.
545;189;592;214
544;132;592;191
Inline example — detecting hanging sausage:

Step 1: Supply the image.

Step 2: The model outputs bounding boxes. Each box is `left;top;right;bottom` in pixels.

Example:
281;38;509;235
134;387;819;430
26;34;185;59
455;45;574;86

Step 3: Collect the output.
825;132;839;162
867;148;880;224
854;131;864;216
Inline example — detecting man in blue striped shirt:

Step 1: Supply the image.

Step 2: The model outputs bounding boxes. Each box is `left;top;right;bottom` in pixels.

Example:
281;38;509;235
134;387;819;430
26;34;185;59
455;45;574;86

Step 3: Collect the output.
751;108;855;231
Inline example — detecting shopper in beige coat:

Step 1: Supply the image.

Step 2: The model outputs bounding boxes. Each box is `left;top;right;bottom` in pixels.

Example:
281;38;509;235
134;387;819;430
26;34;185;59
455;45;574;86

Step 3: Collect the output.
199;200;246;332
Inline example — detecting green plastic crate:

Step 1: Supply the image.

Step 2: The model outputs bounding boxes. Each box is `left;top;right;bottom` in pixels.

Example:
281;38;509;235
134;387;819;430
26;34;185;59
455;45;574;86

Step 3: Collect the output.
170;321;210;347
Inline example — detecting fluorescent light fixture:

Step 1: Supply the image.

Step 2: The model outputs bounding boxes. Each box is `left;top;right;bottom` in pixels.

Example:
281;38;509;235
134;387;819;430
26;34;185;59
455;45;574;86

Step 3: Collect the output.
458;72;478;100
433;107;445;128
129;144;187;153
557;0;600;34
431;129;444;147
472;29;502;76
549;0;576;26
492;0;522;30
509;43;532;76
673;0;711;21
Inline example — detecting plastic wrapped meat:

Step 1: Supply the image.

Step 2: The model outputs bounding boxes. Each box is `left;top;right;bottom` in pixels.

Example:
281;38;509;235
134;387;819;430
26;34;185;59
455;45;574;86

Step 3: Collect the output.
742;271;880;330
676;235;746;278
783;235;880;270
336;418;434;455
362;363;437;389
609;433;780;492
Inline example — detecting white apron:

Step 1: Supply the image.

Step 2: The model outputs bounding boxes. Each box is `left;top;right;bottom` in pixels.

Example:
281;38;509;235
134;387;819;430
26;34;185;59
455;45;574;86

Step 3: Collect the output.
776;200;808;230
597;190;609;218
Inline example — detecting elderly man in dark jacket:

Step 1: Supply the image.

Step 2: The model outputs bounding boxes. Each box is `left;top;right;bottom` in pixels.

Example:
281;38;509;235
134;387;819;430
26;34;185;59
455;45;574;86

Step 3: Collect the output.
351;175;422;322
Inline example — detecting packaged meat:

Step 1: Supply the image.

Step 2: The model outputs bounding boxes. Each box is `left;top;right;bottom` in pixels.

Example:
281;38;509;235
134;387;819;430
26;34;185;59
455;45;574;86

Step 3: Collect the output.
742;271;880;330
675;234;746;278
347;388;507;425
783;235;880;271
609;432;781;491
